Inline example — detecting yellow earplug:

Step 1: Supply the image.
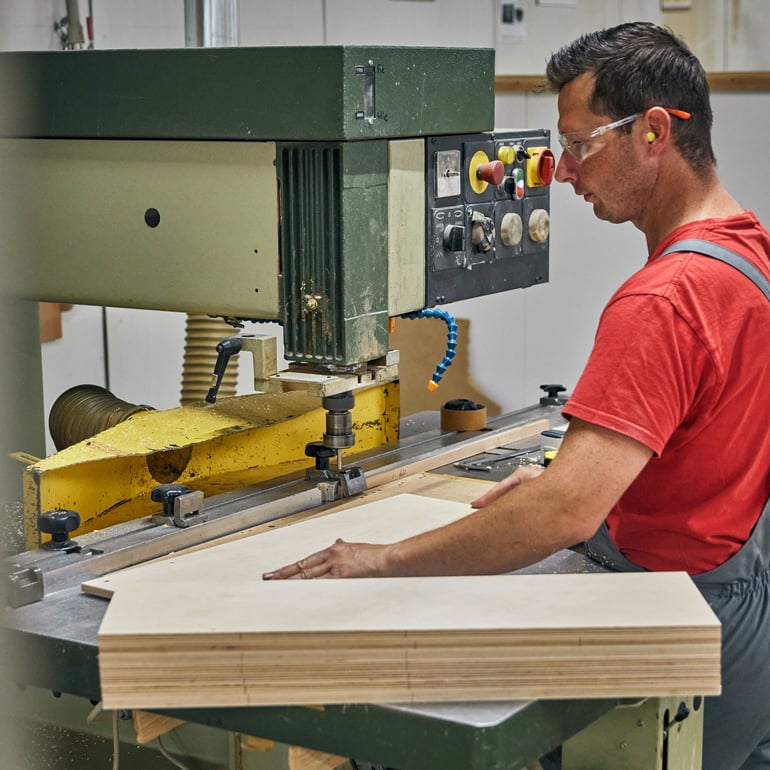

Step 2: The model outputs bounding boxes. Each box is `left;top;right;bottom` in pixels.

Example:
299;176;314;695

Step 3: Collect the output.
646;131;656;143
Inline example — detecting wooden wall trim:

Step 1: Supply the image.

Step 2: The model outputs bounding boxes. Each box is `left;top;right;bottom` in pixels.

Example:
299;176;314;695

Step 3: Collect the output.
706;71;770;90
495;75;549;93
495;71;770;94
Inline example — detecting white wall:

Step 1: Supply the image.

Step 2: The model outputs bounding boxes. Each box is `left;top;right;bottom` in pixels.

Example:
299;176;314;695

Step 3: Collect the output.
2;0;768;454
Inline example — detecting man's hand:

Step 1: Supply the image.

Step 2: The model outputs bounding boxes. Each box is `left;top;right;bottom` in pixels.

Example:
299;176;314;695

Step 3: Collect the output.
262;539;391;580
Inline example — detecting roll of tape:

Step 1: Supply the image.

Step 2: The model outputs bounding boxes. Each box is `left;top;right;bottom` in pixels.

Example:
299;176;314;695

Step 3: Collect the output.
441;399;487;431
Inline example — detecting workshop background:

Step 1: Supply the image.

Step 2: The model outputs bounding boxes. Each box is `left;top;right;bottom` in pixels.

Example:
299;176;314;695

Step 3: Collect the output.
0;1;769;769
1;0;768;458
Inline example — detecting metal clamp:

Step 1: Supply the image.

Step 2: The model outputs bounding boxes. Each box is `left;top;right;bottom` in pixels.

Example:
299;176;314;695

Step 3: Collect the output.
315;467;367;502
151;486;207;529
171;490;206;528
5;564;44;608
338;466;367;497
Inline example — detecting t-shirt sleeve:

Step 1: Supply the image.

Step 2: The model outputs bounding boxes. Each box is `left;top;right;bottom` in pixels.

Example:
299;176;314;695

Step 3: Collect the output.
563;293;712;456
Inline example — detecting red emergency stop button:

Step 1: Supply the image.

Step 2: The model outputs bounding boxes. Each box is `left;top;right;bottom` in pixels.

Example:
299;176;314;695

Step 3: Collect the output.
476;160;505;186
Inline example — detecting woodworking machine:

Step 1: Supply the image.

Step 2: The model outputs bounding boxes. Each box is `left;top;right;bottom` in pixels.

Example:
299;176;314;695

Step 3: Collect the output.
1;45;552;546
1;46;706;770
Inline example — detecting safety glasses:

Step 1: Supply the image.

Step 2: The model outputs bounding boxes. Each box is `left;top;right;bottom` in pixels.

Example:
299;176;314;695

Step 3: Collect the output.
558;108;691;162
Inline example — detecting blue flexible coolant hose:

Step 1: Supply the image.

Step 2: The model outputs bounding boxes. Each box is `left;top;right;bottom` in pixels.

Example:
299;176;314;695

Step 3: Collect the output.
400;308;458;390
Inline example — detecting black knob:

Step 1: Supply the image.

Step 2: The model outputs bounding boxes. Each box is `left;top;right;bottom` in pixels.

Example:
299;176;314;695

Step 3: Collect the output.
539;383;567;406
38;509;81;550
514;144;531;162
443;224;465;253
151;483;191;518
144;207;161;228
305;442;336;472
540;384;565;398
501;176;518;196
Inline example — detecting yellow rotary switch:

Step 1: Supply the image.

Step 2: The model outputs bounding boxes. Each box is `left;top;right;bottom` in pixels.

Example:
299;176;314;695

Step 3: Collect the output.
497;145;516;165
525;146;555;188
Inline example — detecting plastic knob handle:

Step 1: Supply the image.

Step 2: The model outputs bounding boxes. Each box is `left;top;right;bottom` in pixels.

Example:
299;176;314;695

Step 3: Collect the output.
443;224;465;252
540;384;566;399
38;509;80;536
305;442;336;460
528;209;550;243
38;509;81;549
500;212;523;246
476;160;505;186
540;383;567;407
305;441;336;472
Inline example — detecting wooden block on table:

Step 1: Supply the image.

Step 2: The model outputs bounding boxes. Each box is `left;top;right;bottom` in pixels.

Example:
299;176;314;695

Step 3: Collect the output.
132;710;185;745
288;746;347;770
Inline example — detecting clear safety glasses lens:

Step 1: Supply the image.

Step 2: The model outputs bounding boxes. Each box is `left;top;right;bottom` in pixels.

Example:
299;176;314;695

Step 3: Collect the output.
558;112;643;163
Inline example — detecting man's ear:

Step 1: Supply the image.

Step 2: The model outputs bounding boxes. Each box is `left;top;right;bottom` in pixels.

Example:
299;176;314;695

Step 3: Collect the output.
643;107;672;151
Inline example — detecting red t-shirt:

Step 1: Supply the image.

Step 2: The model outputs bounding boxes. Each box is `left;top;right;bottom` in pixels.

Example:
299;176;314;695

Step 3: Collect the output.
564;212;770;574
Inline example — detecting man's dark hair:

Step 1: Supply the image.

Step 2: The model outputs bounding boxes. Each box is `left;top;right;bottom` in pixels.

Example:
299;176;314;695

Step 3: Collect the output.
546;21;716;174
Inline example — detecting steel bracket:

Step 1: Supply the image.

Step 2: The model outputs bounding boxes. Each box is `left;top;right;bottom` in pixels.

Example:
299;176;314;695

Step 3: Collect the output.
151;490;207;529
5;564;44;608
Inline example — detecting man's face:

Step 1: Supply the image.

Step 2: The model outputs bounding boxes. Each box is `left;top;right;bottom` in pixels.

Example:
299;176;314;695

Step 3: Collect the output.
554;73;651;226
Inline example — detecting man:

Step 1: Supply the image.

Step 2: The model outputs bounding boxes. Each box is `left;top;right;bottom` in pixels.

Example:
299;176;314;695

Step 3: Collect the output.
265;23;770;769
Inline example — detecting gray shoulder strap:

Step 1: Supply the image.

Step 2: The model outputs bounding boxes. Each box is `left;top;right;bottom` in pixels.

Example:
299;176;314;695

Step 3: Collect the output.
658;238;770;302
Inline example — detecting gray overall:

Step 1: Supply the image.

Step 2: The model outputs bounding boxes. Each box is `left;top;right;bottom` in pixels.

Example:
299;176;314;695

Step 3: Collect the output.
542;240;770;770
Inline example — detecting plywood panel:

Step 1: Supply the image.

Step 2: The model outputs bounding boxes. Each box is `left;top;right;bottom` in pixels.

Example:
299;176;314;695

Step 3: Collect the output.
94;495;721;710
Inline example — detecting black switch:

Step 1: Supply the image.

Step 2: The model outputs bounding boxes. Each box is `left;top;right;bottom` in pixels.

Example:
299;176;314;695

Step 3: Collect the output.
443;224;465;252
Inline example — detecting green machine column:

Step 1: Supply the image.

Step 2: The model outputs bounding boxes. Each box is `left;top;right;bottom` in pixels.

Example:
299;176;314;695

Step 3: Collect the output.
278;140;390;365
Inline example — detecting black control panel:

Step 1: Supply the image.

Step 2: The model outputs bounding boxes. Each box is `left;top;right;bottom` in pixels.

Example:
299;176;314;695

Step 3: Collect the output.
425;128;552;306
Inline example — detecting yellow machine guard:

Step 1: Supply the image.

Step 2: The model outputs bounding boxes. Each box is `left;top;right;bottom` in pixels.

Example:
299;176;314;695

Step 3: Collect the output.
24;383;399;548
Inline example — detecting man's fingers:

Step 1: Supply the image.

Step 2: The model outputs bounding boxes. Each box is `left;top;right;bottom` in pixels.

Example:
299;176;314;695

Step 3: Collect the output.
262;544;337;580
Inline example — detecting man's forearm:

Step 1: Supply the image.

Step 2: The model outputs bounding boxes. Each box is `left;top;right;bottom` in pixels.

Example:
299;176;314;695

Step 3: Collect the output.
381;473;595;576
